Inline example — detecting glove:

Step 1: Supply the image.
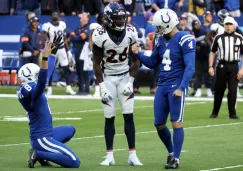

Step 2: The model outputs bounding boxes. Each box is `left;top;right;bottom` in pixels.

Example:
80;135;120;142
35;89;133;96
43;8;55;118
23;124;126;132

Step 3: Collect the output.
51;34;64;55
122;77;134;96
67;50;73;62
100;82;113;102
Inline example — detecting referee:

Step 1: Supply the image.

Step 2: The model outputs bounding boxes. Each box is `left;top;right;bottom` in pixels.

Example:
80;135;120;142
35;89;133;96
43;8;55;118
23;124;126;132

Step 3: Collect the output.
208;16;243;119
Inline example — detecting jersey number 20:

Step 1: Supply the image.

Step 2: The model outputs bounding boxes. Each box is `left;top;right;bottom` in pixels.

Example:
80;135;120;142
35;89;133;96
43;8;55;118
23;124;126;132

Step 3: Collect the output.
162;49;172;71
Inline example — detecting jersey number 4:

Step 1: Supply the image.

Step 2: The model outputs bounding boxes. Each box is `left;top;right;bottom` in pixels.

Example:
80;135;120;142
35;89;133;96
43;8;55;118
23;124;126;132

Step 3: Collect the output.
106;47;128;63
162;49;172;71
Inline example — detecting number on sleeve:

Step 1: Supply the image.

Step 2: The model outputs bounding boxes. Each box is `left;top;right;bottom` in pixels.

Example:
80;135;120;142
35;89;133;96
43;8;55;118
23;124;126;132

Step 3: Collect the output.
162;49;171;71
24;84;32;91
188;41;193;49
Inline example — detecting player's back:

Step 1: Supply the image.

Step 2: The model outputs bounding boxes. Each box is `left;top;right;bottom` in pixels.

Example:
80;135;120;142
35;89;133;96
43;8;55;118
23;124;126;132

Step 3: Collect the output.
17;82;53;139
157;31;195;86
92;25;138;75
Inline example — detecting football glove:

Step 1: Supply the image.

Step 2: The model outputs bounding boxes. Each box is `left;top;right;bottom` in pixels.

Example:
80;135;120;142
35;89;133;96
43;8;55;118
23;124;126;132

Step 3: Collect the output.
100;82;113;102
51;34;64;55
123;77;134;96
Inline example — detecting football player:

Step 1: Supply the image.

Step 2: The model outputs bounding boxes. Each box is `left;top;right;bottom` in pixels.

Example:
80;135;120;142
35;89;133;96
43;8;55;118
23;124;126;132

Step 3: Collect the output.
92;2;143;166
17;35;80;168
132;9;196;169
42;12;76;95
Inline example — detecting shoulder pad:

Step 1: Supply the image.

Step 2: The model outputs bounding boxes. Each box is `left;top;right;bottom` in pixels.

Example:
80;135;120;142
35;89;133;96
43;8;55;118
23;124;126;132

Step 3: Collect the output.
92;27;106;48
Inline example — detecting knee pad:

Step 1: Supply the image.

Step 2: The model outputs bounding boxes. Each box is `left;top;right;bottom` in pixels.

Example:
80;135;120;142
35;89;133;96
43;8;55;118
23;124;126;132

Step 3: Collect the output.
104;108;116;118
155;124;166;131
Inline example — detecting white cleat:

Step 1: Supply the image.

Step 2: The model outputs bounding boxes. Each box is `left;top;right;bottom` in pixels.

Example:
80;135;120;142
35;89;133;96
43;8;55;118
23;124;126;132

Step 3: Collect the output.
100;157;115;166
46;87;52;96
207;88;213;97
66;85;76;95
128;155;143;166
194;88;202;97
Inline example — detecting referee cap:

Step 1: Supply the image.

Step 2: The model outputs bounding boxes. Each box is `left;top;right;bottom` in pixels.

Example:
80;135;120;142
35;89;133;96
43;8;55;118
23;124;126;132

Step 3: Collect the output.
223;16;235;25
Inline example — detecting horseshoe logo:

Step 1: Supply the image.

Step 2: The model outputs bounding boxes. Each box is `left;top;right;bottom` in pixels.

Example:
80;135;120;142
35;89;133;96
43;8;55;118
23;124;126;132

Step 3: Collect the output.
161;12;171;24
22;67;31;77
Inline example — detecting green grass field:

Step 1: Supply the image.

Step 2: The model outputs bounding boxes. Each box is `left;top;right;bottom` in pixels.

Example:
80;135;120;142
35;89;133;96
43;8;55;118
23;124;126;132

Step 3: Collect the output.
0;86;243;171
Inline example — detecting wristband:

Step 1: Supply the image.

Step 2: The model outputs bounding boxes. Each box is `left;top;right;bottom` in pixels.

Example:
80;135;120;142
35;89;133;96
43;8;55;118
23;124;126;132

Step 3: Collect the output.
42;57;48;61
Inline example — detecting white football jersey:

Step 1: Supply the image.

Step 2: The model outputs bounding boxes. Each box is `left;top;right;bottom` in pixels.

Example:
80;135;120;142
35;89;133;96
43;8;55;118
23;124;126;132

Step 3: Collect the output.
42;21;66;43
210;23;224;35
92;26;138;75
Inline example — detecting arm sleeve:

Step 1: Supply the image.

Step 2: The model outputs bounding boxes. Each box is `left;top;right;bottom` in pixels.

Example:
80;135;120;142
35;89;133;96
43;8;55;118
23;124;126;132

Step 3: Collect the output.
92;28;103;48
178;37;196;92
47;55;56;81
70;27;89;42
21;31;35;53
137;46;160;69
31;69;48;100
42;23;49;33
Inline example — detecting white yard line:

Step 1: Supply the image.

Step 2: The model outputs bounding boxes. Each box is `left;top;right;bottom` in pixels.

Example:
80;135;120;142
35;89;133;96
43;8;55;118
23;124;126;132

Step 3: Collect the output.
200;165;243;171
1;94;243;102
0;117;82;122
0;122;242;148
3;102;206;118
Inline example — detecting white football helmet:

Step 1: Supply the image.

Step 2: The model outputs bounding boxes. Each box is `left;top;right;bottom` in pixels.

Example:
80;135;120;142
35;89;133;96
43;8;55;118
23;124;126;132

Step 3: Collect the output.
153;9;179;35
18;63;40;84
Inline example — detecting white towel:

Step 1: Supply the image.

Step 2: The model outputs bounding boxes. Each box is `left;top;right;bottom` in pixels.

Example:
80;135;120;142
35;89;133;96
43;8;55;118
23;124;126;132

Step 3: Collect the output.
79;42;93;71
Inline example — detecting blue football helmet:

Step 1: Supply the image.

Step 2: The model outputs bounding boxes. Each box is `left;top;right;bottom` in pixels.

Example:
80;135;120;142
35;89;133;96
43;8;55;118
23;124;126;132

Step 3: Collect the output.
217;9;229;26
104;2;127;31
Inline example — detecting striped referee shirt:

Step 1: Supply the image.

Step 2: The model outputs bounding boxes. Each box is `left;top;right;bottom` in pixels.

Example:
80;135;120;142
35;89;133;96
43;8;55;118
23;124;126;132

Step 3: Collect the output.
211;31;243;62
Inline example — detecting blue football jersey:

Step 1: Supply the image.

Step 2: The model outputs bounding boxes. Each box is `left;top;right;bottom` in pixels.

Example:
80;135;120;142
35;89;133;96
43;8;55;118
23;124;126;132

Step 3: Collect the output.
138;31;196;91
17;69;53;140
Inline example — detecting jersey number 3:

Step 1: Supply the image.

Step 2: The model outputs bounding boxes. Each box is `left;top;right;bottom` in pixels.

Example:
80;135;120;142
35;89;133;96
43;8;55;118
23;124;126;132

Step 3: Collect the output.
162;49;171;71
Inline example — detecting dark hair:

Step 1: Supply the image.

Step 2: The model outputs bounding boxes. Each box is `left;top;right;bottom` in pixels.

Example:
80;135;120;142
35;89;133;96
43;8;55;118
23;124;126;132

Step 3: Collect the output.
97;12;104;25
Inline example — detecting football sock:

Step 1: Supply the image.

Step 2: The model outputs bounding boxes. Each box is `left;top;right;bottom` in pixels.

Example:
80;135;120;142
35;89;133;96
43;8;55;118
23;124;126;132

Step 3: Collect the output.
106;151;114;159
157;126;173;154
36;151;80;168
62;66;71;85
173;127;184;159
105;117;115;151
123;114;135;149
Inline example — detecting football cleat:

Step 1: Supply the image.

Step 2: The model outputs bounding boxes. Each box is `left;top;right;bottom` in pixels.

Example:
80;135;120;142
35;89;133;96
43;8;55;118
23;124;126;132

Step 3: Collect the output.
28;149;37;168
128;155;143;166
165;157;179;169
38;160;52;166
167;155;173;164
100;157;115;166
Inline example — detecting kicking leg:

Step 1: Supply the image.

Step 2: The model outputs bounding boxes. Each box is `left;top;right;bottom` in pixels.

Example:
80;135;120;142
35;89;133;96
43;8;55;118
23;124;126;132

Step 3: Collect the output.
166;87;187;169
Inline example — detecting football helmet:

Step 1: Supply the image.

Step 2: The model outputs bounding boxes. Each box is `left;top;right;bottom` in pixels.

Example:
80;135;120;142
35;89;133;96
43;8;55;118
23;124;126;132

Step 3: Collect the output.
153;9;179;35
104;2;127;31
217;9;229;26
18;63;40;84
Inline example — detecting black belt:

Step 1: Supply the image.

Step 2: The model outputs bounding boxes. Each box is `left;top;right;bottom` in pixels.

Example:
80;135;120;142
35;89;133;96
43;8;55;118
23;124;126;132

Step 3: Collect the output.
105;71;129;76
